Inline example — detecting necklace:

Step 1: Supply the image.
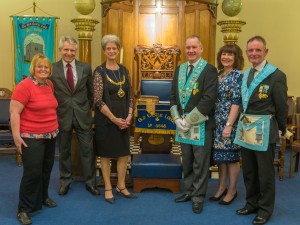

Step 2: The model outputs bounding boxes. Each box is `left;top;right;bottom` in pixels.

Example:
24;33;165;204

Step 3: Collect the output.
106;69;126;98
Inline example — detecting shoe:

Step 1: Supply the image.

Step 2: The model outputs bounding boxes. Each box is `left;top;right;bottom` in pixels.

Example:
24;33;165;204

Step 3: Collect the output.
236;207;257;215
252;216;269;224
58;184;70;196
192;201;203;214
17;211;32;225
85;185;101;196
105;189;115;204
174;194;191;203
209;188;228;201
116;186;137;199
43;198;57;208
219;192;238;205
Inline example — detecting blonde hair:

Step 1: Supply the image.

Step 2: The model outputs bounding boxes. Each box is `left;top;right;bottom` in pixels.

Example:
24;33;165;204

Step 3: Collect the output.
29;53;52;77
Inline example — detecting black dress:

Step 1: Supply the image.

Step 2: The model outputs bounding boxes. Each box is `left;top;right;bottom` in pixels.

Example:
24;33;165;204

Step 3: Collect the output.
93;63;132;158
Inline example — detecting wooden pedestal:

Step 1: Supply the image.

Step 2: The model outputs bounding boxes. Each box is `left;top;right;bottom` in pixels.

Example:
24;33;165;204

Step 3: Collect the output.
132;178;180;194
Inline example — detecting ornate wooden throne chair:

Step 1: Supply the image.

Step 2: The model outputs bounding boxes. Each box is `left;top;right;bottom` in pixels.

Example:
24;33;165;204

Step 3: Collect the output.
131;43;182;193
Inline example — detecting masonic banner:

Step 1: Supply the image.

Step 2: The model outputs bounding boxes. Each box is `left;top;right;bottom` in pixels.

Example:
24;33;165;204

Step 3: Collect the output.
12;16;57;84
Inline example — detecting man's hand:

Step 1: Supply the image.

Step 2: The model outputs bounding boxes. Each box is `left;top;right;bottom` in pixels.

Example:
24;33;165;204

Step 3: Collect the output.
175;119;189;132
183;119;192;129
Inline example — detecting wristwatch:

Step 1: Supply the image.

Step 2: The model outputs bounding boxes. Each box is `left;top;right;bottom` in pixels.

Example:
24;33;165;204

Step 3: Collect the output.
225;122;233;127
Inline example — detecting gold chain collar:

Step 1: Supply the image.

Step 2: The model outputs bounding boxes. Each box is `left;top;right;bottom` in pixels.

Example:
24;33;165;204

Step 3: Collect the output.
106;73;125;86
106;69;126;98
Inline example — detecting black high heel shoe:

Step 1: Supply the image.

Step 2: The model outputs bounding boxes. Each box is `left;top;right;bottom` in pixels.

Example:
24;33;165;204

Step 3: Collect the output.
209;188;228;201
219;192;238;205
104;189;115;204
116;186;137;199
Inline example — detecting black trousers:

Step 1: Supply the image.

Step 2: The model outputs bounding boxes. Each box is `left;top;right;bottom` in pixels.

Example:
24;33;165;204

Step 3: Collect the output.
18;137;56;213
241;143;276;218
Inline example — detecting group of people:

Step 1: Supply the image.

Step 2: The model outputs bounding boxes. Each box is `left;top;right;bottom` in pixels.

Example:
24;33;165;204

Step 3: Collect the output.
10;33;287;225
170;35;288;225
11;35;136;225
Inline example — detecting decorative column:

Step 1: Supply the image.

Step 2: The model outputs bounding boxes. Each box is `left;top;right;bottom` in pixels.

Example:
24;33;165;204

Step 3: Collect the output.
70;1;99;179
217;0;246;44
71;0;99;64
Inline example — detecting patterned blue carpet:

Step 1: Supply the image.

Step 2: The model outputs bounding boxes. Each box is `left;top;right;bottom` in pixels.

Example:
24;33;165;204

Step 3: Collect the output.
0;149;300;225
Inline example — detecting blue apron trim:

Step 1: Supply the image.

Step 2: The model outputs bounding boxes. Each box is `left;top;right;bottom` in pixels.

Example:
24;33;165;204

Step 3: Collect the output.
175;122;205;146
234;114;272;151
242;64;277;112
178;58;207;110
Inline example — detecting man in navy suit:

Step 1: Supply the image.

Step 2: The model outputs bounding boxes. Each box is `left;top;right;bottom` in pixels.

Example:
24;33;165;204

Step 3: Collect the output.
235;36;288;225
51;36;100;196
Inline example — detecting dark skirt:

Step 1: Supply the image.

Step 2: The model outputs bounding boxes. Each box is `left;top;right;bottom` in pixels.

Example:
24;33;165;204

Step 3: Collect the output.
95;123;130;158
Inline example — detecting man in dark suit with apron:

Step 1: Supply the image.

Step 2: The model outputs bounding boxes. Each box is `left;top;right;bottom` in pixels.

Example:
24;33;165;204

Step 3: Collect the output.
51;36;100;196
170;35;218;214
235;36;288;225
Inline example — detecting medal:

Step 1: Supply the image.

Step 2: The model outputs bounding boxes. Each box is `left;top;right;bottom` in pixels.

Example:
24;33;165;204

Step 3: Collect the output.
106;68;126;98
117;87;125;98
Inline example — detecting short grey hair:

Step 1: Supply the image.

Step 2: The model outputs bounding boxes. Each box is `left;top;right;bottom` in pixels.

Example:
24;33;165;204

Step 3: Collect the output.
185;35;203;47
101;34;121;50
58;36;77;50
247;35;267;49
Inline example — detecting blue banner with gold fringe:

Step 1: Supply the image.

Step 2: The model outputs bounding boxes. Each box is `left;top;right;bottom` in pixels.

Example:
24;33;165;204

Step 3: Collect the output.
134;104;176;134
12;16;57;84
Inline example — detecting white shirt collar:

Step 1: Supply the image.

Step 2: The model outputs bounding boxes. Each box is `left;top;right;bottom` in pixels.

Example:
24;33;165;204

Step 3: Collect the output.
189;58;201;68
62;60;76;69
253;59;267;72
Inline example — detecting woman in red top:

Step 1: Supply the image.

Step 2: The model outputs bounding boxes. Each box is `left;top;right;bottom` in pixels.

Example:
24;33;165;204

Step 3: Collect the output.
10;53;58;225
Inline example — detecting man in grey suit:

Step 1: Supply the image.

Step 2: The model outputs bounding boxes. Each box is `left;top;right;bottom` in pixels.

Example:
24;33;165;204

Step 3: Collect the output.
51;36;100;196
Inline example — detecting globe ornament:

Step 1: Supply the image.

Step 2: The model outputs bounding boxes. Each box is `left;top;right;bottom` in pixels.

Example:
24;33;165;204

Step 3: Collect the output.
222;0;242;17
74;0;95;15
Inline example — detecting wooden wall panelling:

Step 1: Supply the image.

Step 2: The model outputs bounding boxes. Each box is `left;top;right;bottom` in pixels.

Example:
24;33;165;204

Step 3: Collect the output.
141;0;156;6
138;14;156;45
101;8;119;62
101;0;217;97
199;10;210;62
160;9;179;46
183;2;216;65
208;12;216;65
122;11;134;85
102;2;134;85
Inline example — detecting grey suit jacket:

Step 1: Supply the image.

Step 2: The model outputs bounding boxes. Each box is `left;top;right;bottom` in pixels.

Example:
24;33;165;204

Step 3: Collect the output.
51;59;93;131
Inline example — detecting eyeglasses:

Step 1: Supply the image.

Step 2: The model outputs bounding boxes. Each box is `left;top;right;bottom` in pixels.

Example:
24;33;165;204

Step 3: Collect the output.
36;65;50;69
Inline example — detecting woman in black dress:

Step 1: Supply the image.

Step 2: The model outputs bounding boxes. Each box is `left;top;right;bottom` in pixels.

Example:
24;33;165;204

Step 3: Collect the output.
93;34;136;204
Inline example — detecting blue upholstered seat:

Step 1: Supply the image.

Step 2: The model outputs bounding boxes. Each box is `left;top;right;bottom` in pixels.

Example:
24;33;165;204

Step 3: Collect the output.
141;80;172;102
131;154;182;179
132;44;181;193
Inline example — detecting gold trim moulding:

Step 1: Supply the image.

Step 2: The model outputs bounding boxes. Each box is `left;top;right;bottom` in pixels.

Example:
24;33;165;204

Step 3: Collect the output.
217;19;246;44
217;19;246;30
70;18;99;32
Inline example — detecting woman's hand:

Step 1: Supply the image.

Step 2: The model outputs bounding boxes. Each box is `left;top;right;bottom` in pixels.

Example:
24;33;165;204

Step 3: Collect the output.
125;114;132;126
13;135;27;154
222;125;233;138
113;117;129;130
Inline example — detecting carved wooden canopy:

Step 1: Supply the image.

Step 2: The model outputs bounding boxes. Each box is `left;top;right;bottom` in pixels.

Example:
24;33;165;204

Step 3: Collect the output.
135;43;180;80
101;0;218;17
